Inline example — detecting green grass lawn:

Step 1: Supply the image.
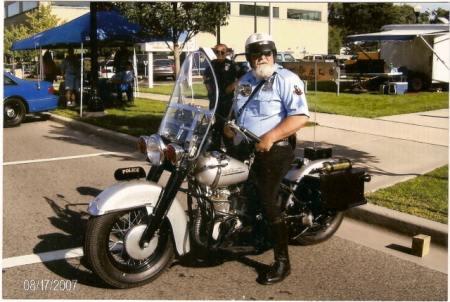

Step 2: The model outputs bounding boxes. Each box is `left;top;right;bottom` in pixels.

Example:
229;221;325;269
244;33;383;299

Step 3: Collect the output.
308;91;449;118
55;98;168;137
366;166;448;224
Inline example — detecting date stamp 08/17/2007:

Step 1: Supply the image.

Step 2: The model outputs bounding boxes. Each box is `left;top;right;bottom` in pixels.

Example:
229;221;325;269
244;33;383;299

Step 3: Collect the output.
23;279;78;291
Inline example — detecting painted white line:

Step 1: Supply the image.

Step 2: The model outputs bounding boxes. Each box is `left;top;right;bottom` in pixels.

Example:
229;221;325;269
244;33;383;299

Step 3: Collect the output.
3;152;119;166
2;247;84;269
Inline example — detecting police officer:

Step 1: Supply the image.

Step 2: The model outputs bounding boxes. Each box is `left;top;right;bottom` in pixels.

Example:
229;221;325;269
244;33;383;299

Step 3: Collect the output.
224;33;309;285
203;44;245;152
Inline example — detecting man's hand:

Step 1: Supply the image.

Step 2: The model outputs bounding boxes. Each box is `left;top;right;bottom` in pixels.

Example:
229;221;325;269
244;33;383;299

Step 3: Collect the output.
223;124;237;138
255;134;274;152
225;82;236;94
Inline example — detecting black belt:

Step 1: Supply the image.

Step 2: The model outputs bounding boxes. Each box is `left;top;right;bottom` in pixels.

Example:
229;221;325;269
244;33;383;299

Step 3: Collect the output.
273;137;290;146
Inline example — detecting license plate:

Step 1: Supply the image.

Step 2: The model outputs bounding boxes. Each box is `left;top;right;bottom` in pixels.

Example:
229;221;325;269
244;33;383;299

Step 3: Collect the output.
114;167;146;181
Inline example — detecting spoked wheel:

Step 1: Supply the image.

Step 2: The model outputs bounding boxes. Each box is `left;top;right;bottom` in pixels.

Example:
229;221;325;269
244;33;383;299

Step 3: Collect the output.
4;98;26;127
289;211;345;246
84;208;174;288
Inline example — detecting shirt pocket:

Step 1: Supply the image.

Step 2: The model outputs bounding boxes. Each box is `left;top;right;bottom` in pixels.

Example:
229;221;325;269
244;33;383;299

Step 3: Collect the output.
254;92;282;116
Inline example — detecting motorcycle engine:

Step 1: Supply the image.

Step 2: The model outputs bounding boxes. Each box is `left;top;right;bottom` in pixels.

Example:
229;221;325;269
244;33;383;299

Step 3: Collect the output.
209;185;247;216
210;187;231;214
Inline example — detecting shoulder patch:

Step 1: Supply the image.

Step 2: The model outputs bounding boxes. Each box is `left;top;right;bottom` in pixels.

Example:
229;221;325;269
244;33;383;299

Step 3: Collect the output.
293;85;303;95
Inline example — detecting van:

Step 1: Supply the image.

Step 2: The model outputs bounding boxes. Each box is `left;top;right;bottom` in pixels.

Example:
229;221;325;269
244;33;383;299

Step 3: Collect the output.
302;54;326;61
276;52;297;62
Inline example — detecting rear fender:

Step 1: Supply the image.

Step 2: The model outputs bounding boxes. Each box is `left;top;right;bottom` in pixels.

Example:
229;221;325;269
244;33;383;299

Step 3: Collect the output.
88;180;190;255
284;158;334;183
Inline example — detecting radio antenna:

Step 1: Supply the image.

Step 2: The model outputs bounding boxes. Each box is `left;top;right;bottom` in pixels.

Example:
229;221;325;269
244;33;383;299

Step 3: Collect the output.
313;62;318;148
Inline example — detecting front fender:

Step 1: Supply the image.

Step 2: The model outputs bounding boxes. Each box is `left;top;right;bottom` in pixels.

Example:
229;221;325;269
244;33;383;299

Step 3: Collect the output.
88;180;190;256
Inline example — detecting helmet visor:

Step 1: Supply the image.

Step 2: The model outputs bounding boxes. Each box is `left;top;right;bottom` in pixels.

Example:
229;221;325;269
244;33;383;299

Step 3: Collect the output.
246;41;275;55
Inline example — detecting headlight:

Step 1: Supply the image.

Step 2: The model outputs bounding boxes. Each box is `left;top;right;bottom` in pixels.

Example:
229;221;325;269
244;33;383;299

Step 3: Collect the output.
138;136;149;154
147;134;166;166
165;143;184;165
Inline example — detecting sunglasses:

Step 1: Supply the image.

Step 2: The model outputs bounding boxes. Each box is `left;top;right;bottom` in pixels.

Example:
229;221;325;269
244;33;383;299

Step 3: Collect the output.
250;50;272;60
214;49;226;55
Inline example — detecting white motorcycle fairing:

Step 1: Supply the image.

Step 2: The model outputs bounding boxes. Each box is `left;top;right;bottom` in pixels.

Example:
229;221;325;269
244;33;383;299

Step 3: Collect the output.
88;180;190;256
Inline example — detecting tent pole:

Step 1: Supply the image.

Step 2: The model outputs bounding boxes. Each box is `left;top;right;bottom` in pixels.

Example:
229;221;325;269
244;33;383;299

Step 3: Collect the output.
80;43;84;117
88;3;104;113
418;35;449;70
133;48;139;98
12;52;15;76
39;48;43;80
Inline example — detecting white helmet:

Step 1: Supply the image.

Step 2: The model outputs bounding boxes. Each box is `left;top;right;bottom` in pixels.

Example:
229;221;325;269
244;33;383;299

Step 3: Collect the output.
245;32;277;61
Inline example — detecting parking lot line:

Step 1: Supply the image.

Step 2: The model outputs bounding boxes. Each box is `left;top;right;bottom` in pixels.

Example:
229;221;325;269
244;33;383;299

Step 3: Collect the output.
3;152;119;166
2;247;84;269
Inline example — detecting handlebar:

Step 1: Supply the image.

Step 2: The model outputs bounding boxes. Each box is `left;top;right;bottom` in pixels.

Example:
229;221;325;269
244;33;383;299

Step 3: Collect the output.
226;120;261;143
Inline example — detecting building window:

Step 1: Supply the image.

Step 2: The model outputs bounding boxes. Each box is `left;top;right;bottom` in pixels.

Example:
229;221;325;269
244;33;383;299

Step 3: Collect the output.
239;4;279;18
22;1;38;12
287;9;321;21
7;2;20;17
52;1;90;7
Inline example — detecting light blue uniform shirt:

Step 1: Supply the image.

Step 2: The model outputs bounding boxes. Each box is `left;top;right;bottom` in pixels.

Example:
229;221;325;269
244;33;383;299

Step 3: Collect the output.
233;64;309;137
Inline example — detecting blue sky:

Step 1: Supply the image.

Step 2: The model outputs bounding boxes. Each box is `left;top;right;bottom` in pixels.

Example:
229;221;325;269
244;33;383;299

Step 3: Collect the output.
395;2;450;12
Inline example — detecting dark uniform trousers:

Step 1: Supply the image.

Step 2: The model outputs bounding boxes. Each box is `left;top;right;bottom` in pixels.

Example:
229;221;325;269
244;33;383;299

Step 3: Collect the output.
249;144;294;222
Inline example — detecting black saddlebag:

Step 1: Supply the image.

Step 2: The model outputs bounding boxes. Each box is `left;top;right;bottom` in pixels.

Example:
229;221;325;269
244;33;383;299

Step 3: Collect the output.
297;169;367;212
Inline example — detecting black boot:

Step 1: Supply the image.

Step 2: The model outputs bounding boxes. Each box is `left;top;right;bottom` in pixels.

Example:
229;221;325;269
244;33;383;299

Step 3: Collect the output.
256;217;291;285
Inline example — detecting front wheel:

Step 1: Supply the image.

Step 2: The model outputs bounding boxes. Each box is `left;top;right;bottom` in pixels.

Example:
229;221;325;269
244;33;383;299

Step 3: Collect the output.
84;208;174;288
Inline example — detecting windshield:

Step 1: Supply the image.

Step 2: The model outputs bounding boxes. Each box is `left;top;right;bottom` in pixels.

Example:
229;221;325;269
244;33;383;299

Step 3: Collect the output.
158;51;218;158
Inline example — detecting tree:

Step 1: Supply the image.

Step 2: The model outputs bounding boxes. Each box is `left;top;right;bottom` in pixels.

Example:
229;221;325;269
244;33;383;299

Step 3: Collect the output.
395;4;417;24
4;23;33;62
24;2;63;34
328;26;342;55
4;3;64;62
329;3;404;37
114;2;230;75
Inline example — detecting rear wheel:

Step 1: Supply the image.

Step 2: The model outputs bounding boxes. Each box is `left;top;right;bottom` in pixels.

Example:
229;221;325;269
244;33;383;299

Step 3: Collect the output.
408;72;431;92
4;98;26;127
84;208;174;288
289;211;344;245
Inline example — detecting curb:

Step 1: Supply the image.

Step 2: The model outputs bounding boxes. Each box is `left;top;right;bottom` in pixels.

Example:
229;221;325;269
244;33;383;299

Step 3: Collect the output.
48;113;448;247
346;204;448;247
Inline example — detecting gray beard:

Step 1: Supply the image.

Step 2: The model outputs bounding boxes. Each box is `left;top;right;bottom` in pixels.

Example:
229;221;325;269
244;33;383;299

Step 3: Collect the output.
252;63;275;79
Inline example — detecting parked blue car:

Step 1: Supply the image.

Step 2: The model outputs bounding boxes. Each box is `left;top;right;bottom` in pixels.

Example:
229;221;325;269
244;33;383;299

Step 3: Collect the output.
3;72;59;127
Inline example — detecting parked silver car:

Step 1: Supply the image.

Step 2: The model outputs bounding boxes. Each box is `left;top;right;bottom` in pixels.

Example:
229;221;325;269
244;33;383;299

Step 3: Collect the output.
153;59;175;80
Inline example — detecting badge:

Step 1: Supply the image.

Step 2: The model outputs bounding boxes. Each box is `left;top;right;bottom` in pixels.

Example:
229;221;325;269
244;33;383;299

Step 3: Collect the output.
225;63;230;71
237;84;252;96
262;74;276;91
293;85;303;95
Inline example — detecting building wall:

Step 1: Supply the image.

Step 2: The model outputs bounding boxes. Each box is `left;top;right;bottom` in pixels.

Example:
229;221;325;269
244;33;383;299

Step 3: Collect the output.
3;1;89;28
48;3;89;22
195;2;329;59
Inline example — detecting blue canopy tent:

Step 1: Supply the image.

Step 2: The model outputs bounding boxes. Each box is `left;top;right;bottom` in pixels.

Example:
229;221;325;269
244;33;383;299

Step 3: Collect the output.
11;10;164;116
12;10;156;51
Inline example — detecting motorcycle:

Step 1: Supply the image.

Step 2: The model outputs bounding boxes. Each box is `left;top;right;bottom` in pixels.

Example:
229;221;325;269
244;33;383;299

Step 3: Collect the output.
84;51;371;288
